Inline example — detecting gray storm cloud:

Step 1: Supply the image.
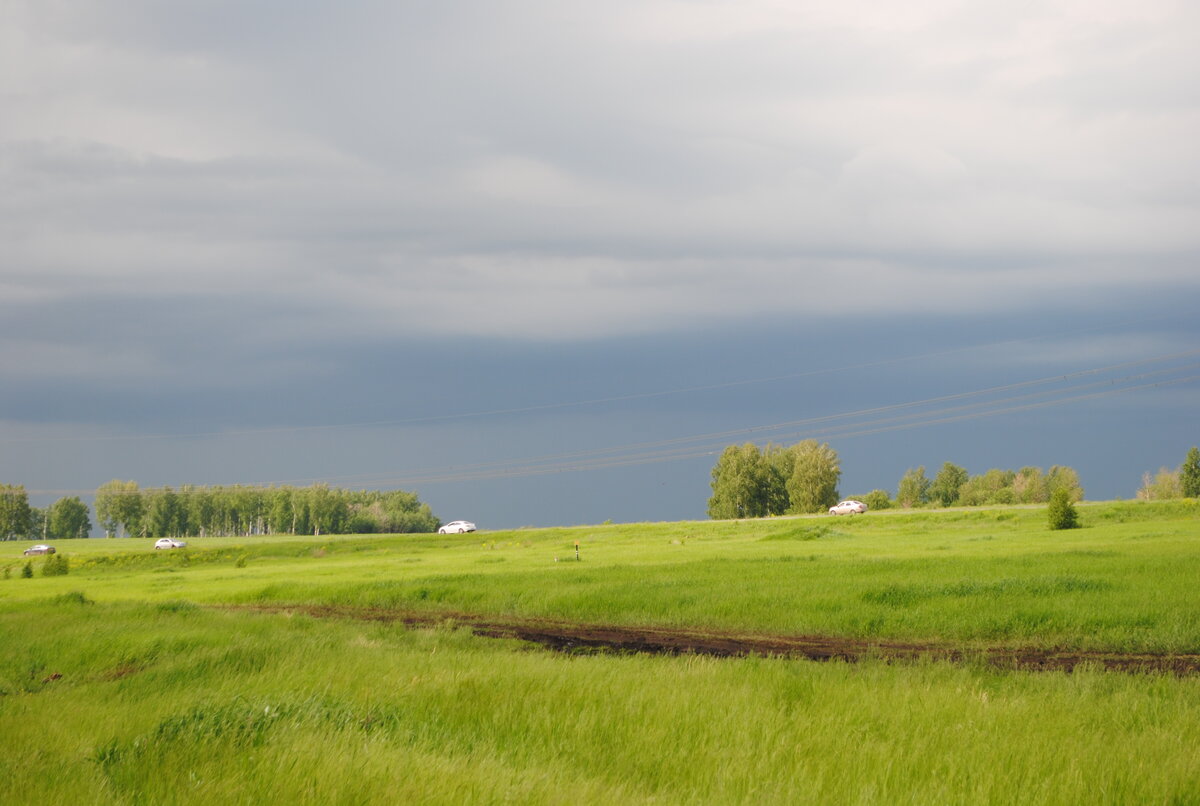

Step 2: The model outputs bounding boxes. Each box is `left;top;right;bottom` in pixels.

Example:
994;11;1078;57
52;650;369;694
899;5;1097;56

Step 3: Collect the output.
3;0;1198;348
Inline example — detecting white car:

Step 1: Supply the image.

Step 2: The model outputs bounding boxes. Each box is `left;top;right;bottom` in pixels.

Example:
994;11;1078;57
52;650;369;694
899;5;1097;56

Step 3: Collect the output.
438;520;476;534
155;538;187;549
829;500;867;515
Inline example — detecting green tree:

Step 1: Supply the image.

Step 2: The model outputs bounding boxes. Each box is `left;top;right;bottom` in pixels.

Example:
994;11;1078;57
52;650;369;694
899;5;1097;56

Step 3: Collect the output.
1181;447;1200;498
896;466;930;508
929;462;968;507
94;480;145;538
959;469;1017;506
1047;487;1079;530
145;487;186;537
862;489;893;511
1012;467;1048;504
289;487;310;536
708;444;776;519
378;490;439;533
182;485;214;537
233;486;263;536
1046;465;1084;502
1138;468;1181;500
0;484;32;541
48;497;91;540
762;444;795;516
785;440;841;514
308;484;348;536
26;507;48;541
340;489;440;534
268;487;294;535
211;486;238;536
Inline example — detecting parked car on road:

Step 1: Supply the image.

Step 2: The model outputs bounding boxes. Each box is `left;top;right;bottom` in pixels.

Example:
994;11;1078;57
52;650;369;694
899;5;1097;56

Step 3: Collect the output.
23;544;56;556
154;538;187;549
829;500;868;515
438;520;476;534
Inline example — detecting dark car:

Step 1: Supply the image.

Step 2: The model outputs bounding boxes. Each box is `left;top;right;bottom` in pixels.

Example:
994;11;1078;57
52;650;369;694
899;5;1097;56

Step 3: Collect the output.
23;544;56;556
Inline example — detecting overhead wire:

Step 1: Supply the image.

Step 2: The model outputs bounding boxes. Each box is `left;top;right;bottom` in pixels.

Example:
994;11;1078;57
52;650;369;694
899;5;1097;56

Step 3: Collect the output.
252;353;1200;482
4;315;1193;445
332;370;1200;486
18;343;1199;495
38;352;1190;494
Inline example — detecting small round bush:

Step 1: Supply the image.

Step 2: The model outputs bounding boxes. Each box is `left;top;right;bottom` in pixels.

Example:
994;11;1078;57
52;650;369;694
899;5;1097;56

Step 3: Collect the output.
862;490;893;511
42;554;69;577
1048;488;1079;530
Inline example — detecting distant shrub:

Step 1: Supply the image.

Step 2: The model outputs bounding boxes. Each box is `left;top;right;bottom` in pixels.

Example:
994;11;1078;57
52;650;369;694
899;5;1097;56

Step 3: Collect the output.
235;554;248;568
862;490;893;511
21;562;33;579
3;565;11;580
156;601;198;613
1048;489;1079;531
53;591;92;605
761;524;831;542
42;554;70;577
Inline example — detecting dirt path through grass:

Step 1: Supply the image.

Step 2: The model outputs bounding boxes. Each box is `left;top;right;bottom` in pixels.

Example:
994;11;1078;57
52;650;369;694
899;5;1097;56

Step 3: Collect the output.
225;604;1200;675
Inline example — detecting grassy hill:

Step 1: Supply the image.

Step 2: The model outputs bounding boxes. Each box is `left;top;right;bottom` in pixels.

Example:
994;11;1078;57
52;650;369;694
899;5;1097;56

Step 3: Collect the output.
2;500;1199;804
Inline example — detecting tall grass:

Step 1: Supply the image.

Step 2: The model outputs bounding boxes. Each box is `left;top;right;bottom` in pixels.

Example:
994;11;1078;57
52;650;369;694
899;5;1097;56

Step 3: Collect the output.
2;600;1199;805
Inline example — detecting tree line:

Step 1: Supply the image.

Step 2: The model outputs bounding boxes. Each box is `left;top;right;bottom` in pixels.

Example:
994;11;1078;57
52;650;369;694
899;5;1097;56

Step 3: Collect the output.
0;485;91;542
1136;447;1200;500
703;442;1200;519
876;462;1083;510
0;481;441;540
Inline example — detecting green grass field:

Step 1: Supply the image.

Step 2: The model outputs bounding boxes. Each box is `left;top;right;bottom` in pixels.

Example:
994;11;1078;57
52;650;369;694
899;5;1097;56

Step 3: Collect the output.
2;500;1199;804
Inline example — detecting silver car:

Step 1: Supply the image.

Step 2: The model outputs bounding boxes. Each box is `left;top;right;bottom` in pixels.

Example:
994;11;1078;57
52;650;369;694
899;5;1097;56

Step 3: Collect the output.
154;538;188;549
438;520;476;534
829;500;867;515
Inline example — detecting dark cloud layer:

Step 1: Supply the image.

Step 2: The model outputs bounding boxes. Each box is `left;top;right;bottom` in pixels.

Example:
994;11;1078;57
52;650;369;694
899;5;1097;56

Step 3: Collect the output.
2;1;1198;526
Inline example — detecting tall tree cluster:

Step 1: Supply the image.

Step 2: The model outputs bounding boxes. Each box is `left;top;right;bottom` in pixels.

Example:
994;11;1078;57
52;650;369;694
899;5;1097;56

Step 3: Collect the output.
1;485;92;541
892;462;1084;508
48;497;92;540
93;481;439;538
1138;447;1200;500
707;440;841;519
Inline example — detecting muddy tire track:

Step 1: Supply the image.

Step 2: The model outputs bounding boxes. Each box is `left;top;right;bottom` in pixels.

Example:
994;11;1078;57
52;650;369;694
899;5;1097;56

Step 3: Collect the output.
223;604;1200;675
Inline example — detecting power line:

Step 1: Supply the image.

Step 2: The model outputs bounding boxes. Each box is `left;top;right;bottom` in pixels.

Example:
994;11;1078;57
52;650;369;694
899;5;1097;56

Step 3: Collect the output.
5;317;1193;446
342;371;1200;486
232;354;1200;485
31;354;1195;495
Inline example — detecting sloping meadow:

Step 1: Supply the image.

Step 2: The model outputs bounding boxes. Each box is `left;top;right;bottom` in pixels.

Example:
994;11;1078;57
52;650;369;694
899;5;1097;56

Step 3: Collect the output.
2;500;1199;802
8;500;1197;653
2;596;1199;805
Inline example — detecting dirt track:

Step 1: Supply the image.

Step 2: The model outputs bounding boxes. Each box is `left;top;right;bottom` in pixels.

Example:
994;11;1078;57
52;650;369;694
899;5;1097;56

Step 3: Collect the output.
227;604;1200;675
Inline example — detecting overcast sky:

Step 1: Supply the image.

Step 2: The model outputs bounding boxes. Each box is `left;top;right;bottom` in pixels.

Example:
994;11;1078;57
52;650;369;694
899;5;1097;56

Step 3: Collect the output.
2;0;1198;529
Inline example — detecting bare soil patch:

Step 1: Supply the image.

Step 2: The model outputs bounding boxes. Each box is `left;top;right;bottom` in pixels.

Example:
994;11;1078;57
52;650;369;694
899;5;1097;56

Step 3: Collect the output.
225;604;1200;675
